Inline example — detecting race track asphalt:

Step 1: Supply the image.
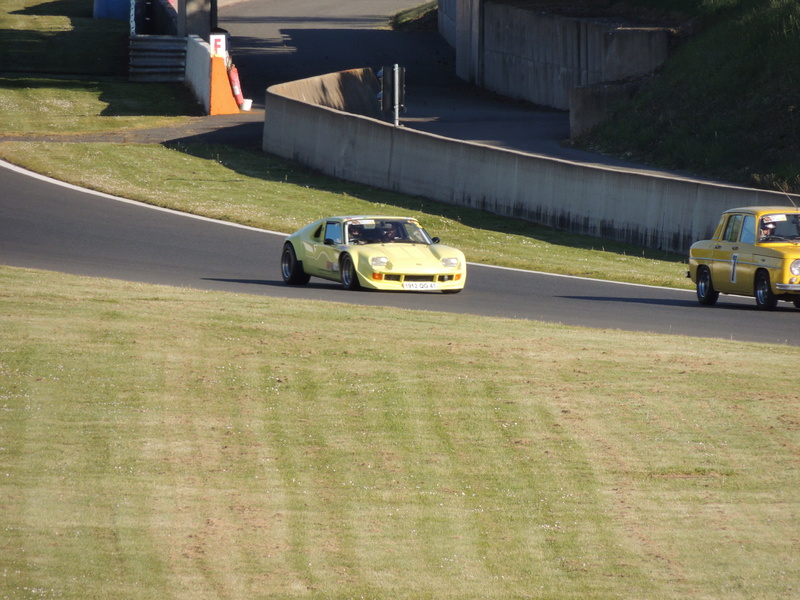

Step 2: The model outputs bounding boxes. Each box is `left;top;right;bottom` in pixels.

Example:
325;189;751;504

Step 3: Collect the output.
4;160;800;346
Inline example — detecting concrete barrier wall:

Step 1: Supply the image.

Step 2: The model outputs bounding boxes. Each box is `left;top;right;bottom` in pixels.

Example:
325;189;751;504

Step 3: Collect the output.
481;3;669;110
263;70;793;254
185;35;212;113
268;69;381;118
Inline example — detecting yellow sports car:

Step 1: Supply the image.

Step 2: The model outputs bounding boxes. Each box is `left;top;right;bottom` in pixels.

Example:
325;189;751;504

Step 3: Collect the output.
688;206;800;310
280;216;467;293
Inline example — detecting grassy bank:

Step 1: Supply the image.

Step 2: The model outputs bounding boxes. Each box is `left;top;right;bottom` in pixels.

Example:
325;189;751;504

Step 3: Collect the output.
0;76;200;134
2;266;799;600
572;0;800;193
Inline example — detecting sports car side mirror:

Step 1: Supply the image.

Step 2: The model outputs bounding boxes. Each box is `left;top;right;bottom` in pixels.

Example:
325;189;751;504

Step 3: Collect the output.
324;238;336;246
431;237;440;244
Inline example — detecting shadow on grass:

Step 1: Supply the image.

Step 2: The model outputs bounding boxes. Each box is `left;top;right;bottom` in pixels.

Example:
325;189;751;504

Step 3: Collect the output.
1;19;128;77
97;81;205;117
11;0;91;17
0;75;205;118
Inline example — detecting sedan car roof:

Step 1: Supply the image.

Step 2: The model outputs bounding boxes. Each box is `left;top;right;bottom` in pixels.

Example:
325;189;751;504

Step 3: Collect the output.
722;206;800;215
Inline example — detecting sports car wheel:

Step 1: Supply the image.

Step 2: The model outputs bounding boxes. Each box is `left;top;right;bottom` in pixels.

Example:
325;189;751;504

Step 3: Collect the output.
696;267;719;306
794;298;800;310
281;243;310;285
755;271;777;311
340;254;361;291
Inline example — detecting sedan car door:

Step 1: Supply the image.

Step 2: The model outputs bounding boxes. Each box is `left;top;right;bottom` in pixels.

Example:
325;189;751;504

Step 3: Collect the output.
731;214;757;293
710;213;755;295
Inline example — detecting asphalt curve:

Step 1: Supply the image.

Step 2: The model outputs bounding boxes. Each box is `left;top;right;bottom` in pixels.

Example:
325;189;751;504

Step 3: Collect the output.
3;161;800;346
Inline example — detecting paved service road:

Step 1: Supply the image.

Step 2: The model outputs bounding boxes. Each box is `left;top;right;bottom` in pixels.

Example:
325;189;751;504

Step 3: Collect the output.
218;0;679;171
4;162;800;347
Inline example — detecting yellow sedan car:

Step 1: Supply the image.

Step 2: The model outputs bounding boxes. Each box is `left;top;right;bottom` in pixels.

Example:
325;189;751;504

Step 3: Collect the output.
280;216;467;293
688;206;800;310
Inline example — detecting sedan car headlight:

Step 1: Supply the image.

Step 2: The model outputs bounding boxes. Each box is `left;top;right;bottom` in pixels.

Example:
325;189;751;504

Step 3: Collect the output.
371;256;389;267
791;260;800;276
441;257;460;268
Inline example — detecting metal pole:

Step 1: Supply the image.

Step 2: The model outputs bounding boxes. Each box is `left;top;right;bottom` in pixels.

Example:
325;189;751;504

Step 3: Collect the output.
392;64;400;127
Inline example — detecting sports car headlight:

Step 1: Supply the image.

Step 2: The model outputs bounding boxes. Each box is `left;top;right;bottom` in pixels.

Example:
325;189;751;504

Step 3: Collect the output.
371;256;389;267
441;257;460;268
791;260;800;276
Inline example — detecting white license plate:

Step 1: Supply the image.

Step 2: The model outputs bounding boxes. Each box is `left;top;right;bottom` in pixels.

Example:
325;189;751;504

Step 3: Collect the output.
403;281;437;290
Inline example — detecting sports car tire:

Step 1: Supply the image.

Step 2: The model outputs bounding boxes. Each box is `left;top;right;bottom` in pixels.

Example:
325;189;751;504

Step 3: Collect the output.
696;267;719;306
340;254;361;291
755;271;778;311
281;243;310;285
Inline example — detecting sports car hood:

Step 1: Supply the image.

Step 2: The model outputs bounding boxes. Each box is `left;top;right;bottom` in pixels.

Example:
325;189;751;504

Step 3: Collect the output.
383;245;437;260
365;243;462;268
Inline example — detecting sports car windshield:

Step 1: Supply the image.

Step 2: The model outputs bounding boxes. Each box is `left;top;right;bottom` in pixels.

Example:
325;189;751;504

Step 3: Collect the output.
759;213;800;243
346;219;433;245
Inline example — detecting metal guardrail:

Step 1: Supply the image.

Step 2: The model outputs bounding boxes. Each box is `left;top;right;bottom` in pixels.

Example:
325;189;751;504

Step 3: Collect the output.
128;0;185;82
129;34;187;82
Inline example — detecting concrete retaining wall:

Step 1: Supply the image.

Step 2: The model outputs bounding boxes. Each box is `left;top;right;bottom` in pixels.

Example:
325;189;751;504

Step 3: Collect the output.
438;0;457;47
262;70;793;254
438;0;668;119
455;0;482;83
482;3;669;110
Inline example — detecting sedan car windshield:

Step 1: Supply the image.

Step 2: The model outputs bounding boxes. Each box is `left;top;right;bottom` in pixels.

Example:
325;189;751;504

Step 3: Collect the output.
346;219;433;245
759;213;800;243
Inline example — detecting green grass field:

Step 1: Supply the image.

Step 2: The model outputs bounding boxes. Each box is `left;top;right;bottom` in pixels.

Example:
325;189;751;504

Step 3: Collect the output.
1;0;800;598
2;267;799;600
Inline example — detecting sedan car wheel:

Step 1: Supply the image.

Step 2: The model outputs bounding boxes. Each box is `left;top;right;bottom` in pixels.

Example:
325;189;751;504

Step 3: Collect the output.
696;267;719;306
754;271;778;310
340;254;361;291
281;243;310;285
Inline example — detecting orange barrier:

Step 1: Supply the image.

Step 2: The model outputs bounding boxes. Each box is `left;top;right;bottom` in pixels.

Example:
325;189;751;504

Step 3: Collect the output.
209;56;240;115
